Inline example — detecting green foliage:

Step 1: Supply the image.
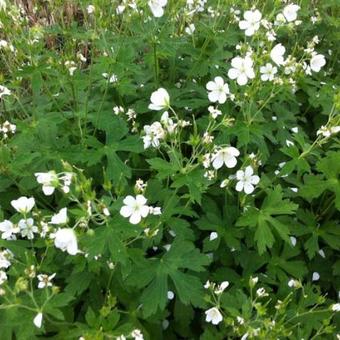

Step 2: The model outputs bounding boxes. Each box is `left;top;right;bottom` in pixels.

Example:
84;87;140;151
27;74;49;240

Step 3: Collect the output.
0;0;339;339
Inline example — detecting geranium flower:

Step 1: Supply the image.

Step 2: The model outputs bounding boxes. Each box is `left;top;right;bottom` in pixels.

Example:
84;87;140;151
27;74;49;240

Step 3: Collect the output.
148;0;167;18
0;249;12;268
235;166;260;194
50;208;68;225
310;54;326;72
185;23;195;35
228;56;255;86
270;44;286;66
11;196;35;214
0;85;11;98
239;9;262;36
120;195;150;224
53;228;78;255
35;171;59;196
18;218;38;239
212;147;240;169
142;122;165;149
0;270;7;285
283;4;300;22
148;88;170;111
205;307;223;325
206;77;230;104
33;313;43;328
260;63;277;81
0;220;19;240
37;273;56;289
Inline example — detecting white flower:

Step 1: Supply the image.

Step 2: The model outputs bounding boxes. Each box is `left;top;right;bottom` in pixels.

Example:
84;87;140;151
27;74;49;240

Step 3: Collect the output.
65;61;77;76
35;171;58;196
33;313;43;328
0;0;6;10
209;232;218;241
250;276;258;286
19;218;38;239
50;208;68;225
214;281;229;294
332;303;340;312
235;166;260;195
283;4;300;22
312;272;320;281
37;273;56;289
0;85;11;98
167;290;175;300
206;77;230;104
120;195;149;224
237;316;245;325
310;54;326;72
288;279;299;288
0;249;12;268
228;56;255;86
0;270;7;285
161;111;177;134
239;9;262;36
0;220;19;240
54;228;78;255
131;329;144;340
11;196;35;214
149;206;162;215
256;287;268;297
290;236;297;246
148;0;167;18
260;63;277;81
148;88;170;111
270;44;286;66
142;122;165;149
185;23;195;35
87;5;95;14
205;307;223;325
109;74;118;83
212;147;240;169
208;106;222;119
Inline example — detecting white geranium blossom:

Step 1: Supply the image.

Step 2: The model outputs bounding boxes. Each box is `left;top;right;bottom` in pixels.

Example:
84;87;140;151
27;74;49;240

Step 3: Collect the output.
0;270;7;285
148;88;170;111
270;43;286;66
212;147;240;169
54;228;78;255
18;218;38;239
228;56;255;86
209;232;218;241
260;63;277;81
37;273;56;289
206;77;230;104
50;208;68;225
235;166;260;194
283;4;300;22
0;220;19;240
33;313;43;328
185;23;195;35
239;9;262;36
0;249;12;268
142;122;165;149
0;85;11;98
87;5;95;14
35;171;59;196
148;0;167;18
11;196;35;214
331;303;340;312
310;54;326;72
205;307;223;325
120;195;149;224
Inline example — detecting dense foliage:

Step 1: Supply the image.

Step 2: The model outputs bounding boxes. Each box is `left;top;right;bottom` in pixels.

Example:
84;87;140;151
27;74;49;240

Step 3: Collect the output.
0;0;339;339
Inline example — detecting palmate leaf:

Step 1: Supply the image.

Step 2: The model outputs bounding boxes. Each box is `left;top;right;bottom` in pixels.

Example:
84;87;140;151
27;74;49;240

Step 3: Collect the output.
126;240;210;317
300;151;340;210
237;186;298;254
